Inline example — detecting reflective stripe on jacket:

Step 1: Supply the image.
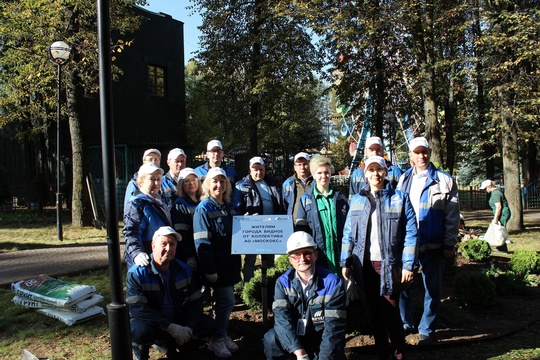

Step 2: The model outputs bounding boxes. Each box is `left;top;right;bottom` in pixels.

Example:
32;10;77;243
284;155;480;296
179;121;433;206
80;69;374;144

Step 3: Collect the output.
340;182;418;296
193;197;241;286
126;257;203;330
272;266;347;359
123;191;172;268
397;163;460;252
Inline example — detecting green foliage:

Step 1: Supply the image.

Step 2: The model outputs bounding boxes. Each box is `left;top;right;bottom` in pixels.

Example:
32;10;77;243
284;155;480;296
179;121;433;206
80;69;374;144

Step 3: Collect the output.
240;256;291;310
274;254;292;273
187;1;326;160
510;249;540;275
454;270;496;309
460;239;492;262
484;265;529;296
241;267;280;310
0;0;145;136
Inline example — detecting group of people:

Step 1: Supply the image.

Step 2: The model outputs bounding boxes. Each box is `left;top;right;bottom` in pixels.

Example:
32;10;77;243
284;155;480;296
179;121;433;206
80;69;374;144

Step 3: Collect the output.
123;136;464;360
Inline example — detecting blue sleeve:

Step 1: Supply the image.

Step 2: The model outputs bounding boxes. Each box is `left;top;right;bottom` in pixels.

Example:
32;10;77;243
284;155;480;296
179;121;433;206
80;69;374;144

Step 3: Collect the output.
349;168;365;198
193;204;217;275
318;278;347;359
401;193;418;271
123;200;147;261
272;276;304;353
126;268;170;330
123;179;138;210
340;198;355;267
294;195;310;233
232;181;245;214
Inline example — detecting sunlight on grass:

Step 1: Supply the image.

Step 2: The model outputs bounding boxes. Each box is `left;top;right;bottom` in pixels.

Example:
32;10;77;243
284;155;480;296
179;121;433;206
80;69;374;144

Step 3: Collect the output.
0;210;123;252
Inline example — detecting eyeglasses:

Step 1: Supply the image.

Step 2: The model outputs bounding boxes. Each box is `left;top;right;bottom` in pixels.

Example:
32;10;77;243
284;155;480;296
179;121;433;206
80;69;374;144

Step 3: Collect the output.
288;251;315;260
183;179;198;184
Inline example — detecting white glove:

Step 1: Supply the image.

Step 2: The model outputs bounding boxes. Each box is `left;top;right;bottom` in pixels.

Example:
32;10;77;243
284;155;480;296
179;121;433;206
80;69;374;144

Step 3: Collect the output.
205;273;218;283
297;354;309;360
133;253;150;266
165;323;193;345
186;257;198;271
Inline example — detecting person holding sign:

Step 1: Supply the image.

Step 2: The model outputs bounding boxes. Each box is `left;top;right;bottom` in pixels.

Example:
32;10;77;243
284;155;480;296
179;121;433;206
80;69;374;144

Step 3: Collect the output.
263;231;347;360
341;156;418;360
193;167;241;358
233;156;284;283
295;156;349;274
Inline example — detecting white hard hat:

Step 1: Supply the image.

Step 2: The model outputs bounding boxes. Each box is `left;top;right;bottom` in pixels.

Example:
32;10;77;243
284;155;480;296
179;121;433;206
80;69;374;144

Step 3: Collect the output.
286;231;317;254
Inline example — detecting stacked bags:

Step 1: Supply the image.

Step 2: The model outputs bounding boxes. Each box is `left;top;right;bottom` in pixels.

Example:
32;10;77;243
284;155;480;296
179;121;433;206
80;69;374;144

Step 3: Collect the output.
11;275;105;326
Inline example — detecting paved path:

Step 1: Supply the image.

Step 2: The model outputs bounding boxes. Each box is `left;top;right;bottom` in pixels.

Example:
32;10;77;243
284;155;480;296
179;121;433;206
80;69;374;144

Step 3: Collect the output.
0;243;124;288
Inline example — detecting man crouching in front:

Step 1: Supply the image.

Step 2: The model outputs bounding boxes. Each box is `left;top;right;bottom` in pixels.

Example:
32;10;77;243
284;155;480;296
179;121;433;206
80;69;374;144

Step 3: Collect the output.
263;231;347;360
127;226;216;360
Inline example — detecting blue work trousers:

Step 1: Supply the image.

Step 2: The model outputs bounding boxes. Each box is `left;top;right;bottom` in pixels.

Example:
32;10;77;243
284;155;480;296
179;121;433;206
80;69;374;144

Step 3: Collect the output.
212;285;235;339
399;249;445;337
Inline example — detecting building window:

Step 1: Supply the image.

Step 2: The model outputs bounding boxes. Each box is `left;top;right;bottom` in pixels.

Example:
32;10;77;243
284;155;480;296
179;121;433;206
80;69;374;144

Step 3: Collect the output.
148;64;166;97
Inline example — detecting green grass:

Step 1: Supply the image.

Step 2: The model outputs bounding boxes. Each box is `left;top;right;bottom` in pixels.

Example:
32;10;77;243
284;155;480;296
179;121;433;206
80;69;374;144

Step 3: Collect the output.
0;208;119;252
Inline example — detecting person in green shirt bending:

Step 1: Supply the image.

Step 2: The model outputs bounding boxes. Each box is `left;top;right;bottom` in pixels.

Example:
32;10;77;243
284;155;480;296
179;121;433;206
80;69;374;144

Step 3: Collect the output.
480;179;511;253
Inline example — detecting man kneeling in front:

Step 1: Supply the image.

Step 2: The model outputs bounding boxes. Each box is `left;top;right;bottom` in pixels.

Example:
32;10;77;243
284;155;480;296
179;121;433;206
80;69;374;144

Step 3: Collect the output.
263;231;347;360
127;226;216;359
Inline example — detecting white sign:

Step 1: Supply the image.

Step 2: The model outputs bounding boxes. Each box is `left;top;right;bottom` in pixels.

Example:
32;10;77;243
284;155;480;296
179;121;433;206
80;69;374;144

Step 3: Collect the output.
232;215;293;255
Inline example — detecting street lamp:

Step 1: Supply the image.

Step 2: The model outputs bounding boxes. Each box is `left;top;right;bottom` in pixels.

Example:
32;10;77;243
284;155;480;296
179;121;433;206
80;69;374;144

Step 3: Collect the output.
48;41;71;241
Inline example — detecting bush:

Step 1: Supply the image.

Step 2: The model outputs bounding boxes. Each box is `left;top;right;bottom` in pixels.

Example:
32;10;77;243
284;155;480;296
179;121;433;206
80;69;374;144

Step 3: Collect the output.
241;267;281;310
454;270;496;309
460;239;491;262
510;249;540;275
484;265;529;296
239;255;291;310
274;254;292;273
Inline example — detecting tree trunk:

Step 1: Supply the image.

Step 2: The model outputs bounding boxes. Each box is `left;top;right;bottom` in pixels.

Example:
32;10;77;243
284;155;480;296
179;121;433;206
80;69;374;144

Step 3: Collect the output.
413;1;443;166
444;63;456;174
66;68;92;227
249;0;262;156
499;87;524;231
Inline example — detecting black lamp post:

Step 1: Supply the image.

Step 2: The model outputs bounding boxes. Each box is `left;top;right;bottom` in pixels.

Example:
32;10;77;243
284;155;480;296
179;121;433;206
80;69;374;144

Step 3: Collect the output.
48;41;71;241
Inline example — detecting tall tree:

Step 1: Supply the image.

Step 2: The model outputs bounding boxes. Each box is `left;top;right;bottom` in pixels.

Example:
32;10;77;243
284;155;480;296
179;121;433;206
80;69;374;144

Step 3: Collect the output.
480;2;540;231
189;0;326;159
0;0;146;226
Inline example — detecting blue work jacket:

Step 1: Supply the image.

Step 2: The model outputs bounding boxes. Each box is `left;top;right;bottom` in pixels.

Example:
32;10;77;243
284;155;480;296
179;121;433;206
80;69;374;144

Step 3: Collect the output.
340;182;418;296
272;266;347;360
397;163;460;252
193;197;241;287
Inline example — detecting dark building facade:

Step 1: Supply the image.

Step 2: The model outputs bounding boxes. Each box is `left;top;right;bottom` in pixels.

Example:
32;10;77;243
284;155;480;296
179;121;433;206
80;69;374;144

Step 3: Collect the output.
0;6;186;211
87;6;187;210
